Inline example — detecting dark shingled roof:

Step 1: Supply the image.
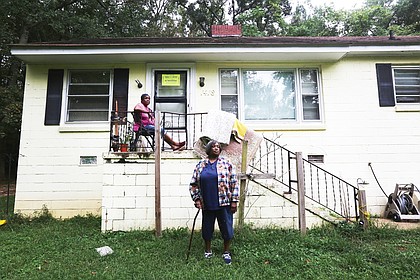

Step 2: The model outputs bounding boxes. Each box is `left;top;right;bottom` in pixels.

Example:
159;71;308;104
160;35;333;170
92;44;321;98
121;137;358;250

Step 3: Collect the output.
11;36;420;49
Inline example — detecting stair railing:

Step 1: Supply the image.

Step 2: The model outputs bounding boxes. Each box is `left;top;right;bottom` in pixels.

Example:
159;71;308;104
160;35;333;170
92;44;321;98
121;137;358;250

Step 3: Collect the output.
250;137;359;221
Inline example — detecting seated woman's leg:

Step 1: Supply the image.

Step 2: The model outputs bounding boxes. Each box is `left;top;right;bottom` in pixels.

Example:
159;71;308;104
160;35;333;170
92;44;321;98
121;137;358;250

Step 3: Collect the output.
144;125;185;150
163;133;185;151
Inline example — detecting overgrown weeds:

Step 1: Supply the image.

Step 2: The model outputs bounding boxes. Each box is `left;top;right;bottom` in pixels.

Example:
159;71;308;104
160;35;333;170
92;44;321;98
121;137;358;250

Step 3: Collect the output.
1;213;420;279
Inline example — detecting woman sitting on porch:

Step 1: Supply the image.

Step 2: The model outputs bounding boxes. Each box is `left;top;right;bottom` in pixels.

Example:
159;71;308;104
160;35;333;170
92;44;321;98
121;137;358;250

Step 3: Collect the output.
133;93;185;151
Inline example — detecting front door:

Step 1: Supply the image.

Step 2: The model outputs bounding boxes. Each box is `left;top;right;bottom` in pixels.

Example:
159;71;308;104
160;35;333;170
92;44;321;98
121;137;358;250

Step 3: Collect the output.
153;70;188;145
153;70;187;115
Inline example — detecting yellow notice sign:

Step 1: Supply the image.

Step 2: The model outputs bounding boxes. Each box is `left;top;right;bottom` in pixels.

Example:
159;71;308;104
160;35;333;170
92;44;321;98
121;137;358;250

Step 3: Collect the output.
162;74;180;86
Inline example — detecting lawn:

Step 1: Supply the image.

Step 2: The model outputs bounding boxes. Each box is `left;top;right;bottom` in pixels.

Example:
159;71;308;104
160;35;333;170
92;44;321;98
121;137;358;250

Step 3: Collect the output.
1;209;420;280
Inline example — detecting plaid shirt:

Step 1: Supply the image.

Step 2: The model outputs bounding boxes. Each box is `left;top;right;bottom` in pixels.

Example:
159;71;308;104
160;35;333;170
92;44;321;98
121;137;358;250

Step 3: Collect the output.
189;157;239;207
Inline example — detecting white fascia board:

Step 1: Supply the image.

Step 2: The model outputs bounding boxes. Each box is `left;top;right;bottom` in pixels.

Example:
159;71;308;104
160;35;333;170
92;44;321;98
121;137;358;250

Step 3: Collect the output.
11;46;348;55
347;45;420;55
13;45;420;63
11;46;348;63
12;45;420;56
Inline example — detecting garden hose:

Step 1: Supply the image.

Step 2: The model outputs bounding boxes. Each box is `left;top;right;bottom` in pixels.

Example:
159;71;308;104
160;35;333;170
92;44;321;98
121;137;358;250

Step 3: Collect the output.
368;163;388;198
396;193;413;215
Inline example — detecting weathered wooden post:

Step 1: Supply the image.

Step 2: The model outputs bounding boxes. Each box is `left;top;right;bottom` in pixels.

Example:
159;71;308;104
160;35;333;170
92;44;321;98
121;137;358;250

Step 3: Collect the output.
296;152;306;234
155;111;162;237
237;140;248;230
358;189;369;229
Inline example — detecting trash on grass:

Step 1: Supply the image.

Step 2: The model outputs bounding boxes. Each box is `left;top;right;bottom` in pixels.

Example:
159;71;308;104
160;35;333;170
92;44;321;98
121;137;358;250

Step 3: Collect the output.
96;246;114;257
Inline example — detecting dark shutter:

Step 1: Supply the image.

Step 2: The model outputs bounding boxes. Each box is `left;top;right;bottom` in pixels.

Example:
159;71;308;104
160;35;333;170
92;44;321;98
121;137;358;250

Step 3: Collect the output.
376;64;395;107
113;69;129;115
44;69;64;125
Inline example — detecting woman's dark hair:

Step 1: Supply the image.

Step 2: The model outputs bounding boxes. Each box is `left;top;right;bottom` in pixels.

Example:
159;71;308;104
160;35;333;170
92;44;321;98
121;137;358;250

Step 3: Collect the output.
205;140;221;155
141;93;150;101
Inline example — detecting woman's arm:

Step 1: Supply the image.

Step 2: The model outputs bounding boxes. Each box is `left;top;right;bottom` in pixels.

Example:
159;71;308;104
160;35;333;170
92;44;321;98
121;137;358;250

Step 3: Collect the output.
189;163;202;202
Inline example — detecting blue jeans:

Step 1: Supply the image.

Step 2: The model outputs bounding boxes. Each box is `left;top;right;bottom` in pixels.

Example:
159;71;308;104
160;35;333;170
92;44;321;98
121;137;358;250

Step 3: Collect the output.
143;125;165;134
201;206;234;241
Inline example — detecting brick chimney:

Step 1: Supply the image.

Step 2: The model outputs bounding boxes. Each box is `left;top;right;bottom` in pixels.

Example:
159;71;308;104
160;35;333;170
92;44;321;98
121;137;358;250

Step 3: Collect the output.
211;25;242;37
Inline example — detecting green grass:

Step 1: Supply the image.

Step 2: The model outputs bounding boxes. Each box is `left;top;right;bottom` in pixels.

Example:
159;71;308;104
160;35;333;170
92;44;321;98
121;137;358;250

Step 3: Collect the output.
1;211;420;280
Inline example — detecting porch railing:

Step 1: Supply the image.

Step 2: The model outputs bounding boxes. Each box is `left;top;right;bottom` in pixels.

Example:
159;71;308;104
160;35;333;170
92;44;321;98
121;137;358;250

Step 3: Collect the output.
108;111;207;152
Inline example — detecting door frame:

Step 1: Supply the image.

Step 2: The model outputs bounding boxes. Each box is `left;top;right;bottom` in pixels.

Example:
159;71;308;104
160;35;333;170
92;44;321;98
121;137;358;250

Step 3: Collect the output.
146;63;196;113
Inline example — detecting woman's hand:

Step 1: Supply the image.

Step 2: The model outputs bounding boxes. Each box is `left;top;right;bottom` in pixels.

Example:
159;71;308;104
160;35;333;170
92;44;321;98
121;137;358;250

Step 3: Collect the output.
194;199;202;209
230;202;237;214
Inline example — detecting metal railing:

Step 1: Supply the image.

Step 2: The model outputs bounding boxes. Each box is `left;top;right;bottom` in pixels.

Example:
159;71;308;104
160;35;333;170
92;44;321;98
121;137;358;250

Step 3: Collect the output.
108;111;207;152
250;137;359;221
0;153;17;219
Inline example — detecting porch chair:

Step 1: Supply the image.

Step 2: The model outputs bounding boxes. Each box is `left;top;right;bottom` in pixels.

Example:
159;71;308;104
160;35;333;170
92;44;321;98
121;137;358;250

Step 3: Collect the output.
131;111;155;151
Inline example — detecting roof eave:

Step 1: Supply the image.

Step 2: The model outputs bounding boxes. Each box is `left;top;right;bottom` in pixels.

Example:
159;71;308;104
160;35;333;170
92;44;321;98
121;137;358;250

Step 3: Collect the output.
10;44;420;64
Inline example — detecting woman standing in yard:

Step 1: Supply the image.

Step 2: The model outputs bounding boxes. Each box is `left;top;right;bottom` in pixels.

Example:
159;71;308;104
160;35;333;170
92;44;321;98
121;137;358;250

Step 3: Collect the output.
189;139;239;265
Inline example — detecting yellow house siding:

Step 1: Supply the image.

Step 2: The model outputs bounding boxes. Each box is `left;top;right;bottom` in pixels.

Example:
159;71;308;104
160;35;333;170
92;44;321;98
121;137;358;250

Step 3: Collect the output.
270;57;420;216
15;65;109;217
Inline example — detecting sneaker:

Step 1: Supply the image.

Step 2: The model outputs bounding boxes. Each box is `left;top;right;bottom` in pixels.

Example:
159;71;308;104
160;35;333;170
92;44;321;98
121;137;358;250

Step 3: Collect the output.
204;251;213;259
222;252;231;265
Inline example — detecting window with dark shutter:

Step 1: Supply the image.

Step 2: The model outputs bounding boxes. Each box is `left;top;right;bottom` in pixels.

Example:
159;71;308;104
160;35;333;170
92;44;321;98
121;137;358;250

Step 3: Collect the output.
44;69;64;125
376;64;395;107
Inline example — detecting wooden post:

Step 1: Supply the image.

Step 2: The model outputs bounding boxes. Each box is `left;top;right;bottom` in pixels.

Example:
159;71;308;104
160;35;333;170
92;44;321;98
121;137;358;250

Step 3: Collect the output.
154;111;162;237
296;152;306;235
237;140;248;230
358;189;369;229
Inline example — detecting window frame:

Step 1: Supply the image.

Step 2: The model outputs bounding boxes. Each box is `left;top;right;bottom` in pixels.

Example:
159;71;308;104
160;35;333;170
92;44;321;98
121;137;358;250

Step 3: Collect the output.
64;69;113;124
220;69;240;118
219;67;323;127
391;66;420;105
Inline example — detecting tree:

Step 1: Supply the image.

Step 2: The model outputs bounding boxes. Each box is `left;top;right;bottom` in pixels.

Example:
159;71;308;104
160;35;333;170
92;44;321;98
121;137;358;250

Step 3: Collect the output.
344;0;420;36
113;0;186;37
393;0;420;34
343;4;393;36
232;0;292;36
286;4;346;36
175;0;229;36
175;0;292;37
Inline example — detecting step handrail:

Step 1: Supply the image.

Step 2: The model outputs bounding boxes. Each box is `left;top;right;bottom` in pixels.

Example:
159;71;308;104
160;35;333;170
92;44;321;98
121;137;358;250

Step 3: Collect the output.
249;136;360;221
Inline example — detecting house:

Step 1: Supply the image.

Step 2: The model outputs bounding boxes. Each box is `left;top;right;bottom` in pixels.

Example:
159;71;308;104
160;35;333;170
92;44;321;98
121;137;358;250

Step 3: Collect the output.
11;30;420;230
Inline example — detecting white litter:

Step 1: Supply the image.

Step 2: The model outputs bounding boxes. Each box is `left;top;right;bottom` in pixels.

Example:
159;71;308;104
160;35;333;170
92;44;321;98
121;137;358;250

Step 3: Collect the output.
96;246;114;256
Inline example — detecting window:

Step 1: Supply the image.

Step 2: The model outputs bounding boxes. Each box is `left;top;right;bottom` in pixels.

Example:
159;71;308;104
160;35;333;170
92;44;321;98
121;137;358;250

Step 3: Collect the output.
220;69;239;117
66;70;111;122
376;64;420;108
393;67;420;104
300;69;321;120
220;68;321;122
